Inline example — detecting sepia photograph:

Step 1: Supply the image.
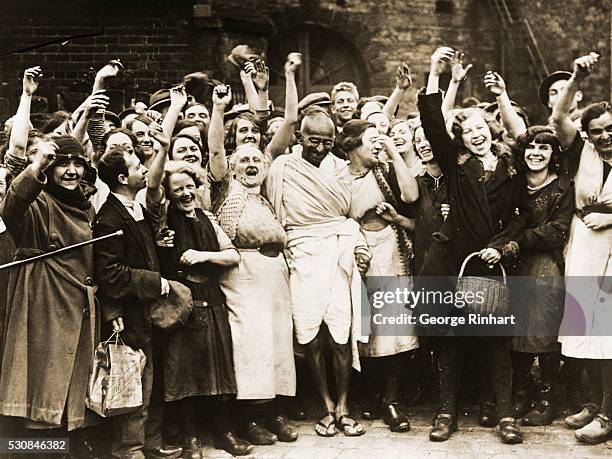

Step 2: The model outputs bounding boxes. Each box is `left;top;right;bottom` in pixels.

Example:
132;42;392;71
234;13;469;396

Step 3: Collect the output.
0;0;611;457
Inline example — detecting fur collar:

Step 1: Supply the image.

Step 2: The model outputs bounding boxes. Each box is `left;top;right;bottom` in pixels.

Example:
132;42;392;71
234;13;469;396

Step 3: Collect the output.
456;142;518;178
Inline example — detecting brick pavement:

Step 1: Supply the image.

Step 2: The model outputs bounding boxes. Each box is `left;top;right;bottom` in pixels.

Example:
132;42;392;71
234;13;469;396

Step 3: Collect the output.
199;407;612;459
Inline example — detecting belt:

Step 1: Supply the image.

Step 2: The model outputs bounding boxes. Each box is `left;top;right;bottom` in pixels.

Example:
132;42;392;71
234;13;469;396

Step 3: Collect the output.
192;300;208;308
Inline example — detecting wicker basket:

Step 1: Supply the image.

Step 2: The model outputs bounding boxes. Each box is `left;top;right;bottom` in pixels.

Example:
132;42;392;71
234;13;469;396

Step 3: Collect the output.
456;252;509;316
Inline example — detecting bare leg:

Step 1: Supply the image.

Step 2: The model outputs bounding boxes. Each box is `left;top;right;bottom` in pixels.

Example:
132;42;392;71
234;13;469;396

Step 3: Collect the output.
329;331;364;436
305;327;337;436
304;327;335;413
329;336;351;417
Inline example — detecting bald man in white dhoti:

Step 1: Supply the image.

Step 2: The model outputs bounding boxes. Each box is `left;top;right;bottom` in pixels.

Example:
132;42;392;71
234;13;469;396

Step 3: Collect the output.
265;108;371;437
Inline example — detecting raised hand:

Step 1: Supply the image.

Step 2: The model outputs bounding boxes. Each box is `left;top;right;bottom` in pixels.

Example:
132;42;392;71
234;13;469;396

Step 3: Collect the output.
285;52;302;75
396;62;412;90
451;52;473;83
148;121;170;150
573;52;599;81
96;59;123;81
242;61;257;80
169;85;188;109
212;84;232;108
484;71;507;96
430;47;455;76
32;140;57;171
83;90;110;118
252;59;270;92
23;66;42;96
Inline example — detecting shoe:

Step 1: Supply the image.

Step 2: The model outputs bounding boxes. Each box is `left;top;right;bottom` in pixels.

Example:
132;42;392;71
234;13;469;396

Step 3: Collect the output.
267;415;298;442
214;431;254;456
575;414;612;444
241;420;277;445
499;417;524;444
429;414;457;442
512;390;532;419
565;403;598;429
479;402;498;428
522;400;555;426
180;437;202;459
382;403;410;433
143;446;183;459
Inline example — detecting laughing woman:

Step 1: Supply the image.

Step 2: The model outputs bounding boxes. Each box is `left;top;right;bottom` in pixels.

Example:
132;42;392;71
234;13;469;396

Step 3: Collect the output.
507;127;574;426
417;47;529;444
336;120;419;432
208;85;297;446
147;156;252;457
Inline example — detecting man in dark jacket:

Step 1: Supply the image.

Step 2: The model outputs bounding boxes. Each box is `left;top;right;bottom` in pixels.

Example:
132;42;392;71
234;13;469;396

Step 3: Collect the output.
94;146;181;459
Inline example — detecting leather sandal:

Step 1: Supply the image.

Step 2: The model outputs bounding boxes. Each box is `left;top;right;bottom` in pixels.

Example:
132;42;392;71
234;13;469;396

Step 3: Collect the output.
336;415;366;437
315;412;337;437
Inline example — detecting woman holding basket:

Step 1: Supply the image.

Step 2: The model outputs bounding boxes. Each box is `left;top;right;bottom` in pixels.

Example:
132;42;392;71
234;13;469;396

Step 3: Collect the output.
416;47;529;444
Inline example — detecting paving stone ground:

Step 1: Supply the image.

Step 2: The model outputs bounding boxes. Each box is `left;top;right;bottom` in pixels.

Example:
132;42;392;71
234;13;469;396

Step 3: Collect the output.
199;405;612;459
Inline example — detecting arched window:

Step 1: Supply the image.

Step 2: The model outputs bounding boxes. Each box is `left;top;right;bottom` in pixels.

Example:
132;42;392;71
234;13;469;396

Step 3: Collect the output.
267;25;369;105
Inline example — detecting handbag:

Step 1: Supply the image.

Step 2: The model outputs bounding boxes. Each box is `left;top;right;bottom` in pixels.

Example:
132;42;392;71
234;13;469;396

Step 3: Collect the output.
149;280;193;330
455;252;509;316
86;331;146;417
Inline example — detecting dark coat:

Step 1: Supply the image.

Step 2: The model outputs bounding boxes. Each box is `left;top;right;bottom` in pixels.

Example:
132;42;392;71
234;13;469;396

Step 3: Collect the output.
510;175;575;352
417;91;530;277
0;166;97;430
93;193;161;350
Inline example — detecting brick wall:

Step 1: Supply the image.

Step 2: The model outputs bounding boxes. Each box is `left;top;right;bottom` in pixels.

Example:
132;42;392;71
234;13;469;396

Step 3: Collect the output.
0;0;608;125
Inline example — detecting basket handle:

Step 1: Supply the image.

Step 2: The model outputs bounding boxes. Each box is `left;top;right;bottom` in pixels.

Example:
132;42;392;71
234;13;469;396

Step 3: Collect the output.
458;251;507;284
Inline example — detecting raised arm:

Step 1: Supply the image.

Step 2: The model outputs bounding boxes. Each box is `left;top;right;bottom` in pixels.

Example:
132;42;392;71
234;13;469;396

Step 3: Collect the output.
161;85;188;138
240;62;260;114
0;140;55;241
552;52;599;149
266;53;301;160
146;122;171;203
72;91;110;145
382;63;412;119
484;71;526;140
442;52;473;122
7;67;42;159
419;47;458;174
379;134;419;203
208;85;233;181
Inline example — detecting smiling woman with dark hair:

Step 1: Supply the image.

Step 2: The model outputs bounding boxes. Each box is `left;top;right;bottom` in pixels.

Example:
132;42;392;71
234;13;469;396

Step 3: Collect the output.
502;126;574;427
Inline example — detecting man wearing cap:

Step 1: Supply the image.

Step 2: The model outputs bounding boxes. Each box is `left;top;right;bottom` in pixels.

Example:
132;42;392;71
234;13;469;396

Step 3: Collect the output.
94;145;181;459
149;89;172;119
540;70;583;122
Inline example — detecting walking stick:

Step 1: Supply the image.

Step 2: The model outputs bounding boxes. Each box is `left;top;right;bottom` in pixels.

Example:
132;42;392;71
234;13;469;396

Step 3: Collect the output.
0;230;124;271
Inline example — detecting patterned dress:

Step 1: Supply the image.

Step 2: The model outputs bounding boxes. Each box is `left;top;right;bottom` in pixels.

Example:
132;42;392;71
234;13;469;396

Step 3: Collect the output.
212;173;296;399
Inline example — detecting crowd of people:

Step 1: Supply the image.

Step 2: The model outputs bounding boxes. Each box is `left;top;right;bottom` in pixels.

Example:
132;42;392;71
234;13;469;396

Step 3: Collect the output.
0;42;610;459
